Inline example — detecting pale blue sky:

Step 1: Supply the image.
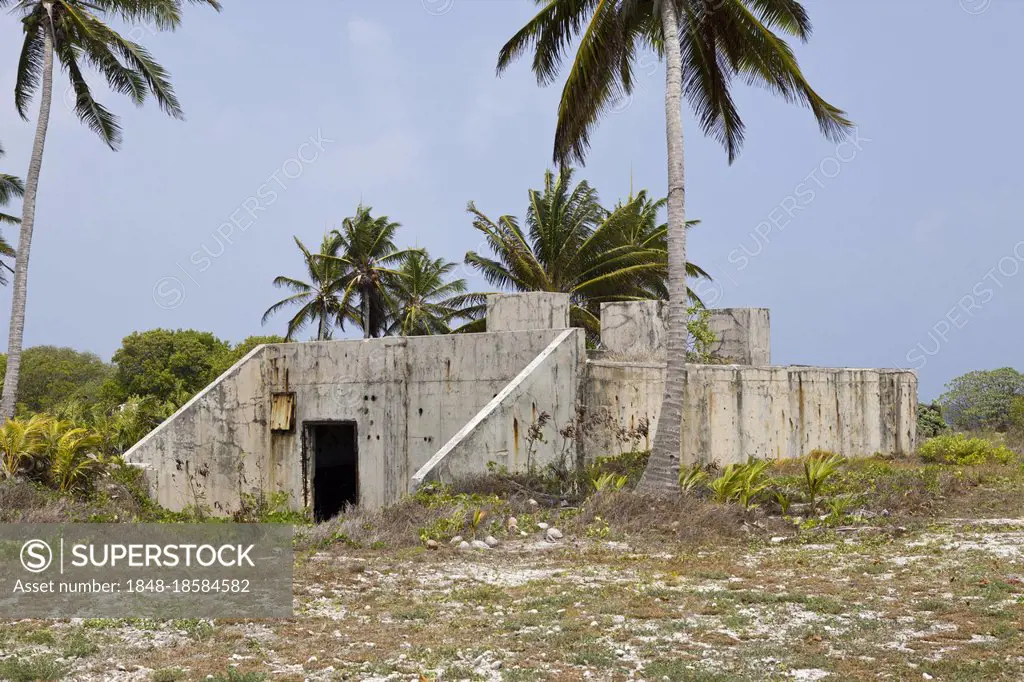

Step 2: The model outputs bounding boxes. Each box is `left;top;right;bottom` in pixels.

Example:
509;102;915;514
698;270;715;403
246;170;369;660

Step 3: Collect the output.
0;1;1020;399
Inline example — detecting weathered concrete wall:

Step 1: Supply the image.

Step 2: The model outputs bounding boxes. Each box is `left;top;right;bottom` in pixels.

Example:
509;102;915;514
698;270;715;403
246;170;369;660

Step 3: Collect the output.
706;308;771;365
600;301;665;355
598;302;770;365
411;328;585;486
580;361;664;458
583;361;917;464
487;292;570;332
126;329;579;513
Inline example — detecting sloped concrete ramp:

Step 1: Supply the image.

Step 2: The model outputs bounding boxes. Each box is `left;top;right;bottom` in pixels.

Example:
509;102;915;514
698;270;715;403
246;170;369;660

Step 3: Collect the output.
411;328;580;487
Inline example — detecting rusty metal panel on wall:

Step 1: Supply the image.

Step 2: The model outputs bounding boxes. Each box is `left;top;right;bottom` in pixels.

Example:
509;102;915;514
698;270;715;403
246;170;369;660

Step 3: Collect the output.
270;392;295;432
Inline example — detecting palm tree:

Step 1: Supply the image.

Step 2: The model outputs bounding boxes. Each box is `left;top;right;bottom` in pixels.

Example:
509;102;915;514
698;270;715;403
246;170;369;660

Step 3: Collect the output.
605;189;709;303
262;235;352;341
387;250;484;336
0;0;222;421
464;168;709;341
0;142;23;285
498;0;852;490
328;205;418;339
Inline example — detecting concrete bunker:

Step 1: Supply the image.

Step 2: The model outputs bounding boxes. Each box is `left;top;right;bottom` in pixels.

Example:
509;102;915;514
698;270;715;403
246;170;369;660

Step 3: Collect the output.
125;292;917;515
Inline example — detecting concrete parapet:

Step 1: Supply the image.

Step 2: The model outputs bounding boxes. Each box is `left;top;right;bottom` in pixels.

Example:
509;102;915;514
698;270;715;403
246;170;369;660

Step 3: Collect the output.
706;308;771;365
600;301;665;355
487;292;570;332
599;302;771;365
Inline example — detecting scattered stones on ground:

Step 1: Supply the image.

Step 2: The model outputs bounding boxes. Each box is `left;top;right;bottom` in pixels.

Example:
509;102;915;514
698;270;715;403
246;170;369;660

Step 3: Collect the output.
537;522;549;530
484;535;499;548
425;539;439;550
450;535;463;545
545;527;563;542
471;539;491;550
457;541;471;550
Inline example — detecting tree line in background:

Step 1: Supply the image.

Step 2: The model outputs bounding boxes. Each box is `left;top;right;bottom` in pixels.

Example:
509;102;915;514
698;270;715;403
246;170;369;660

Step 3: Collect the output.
917;367;1024;455
0;330;282;497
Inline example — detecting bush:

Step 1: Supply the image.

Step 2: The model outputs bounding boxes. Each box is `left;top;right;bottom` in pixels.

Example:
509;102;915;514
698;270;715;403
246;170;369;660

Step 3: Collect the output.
0;414;117;494
919;433;1016;465
1010;396;1024;449
917;402;950;439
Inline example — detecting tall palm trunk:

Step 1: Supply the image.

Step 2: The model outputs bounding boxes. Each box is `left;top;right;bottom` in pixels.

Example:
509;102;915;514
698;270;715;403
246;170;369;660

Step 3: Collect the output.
361;286;371;339
639;0;688;491
318;300;328;340
0;18;54;420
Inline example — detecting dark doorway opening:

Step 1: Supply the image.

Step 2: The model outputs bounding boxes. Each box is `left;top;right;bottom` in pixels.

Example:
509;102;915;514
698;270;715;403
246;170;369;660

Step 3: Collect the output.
308;422;358;522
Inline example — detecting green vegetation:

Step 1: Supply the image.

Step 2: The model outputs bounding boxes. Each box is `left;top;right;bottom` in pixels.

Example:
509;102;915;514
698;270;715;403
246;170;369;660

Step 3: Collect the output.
263;234;354;341
918;401;951;439
151;669;186;682
0;141;21;275
939;367;1024;432
0;346;110;415
678;465;709;494
206;668;266;682
919;433;1016;466
104;329;233;405
704;459;772;508
0;330;286;498
465;168;712;344
327;204;429;339
591;471;628;493
803;450;846;511
0;413;127;493
387;250;484;336
0;654;67;682
1012;396;1024;448
265;206;479;341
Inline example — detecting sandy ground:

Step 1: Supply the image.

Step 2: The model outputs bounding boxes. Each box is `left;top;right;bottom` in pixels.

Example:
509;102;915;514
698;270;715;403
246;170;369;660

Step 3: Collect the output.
3;515;1023;681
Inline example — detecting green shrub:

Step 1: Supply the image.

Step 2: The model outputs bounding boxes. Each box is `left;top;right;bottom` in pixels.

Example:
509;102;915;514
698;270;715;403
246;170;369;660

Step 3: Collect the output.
736;459;772;509
1010;396;1024;449
0;655;68;682
678;465;708;494
919;433;1016;465
917;402;950;439
803;450;846;511
232;491;308;524
588;450;649;485
707;459;771;508
709;464;744;503
591;472;628;492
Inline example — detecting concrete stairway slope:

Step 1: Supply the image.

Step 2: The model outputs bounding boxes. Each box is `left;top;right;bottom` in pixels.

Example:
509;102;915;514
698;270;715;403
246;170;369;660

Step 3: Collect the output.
410;327;579;488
